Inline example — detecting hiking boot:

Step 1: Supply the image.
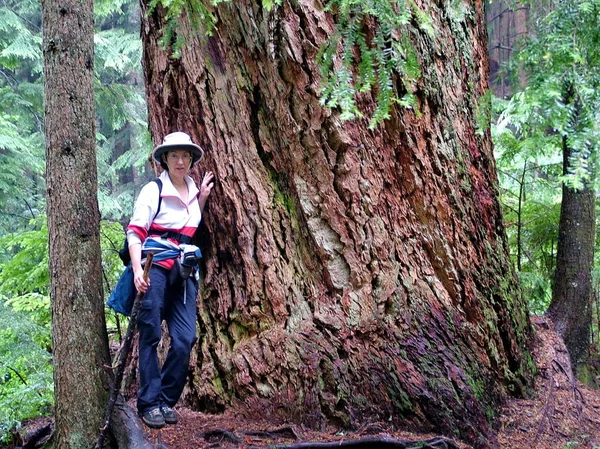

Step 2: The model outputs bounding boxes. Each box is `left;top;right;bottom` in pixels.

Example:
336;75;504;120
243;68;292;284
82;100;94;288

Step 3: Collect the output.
160;405;178;424
142;408;165;429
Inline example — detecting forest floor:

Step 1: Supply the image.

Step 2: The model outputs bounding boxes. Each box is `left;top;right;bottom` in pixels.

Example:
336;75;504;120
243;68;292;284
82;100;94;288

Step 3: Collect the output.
13;316;600;449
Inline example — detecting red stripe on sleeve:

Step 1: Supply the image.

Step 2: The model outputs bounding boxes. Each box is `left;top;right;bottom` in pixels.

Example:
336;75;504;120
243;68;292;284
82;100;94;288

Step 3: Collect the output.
127;225;148;242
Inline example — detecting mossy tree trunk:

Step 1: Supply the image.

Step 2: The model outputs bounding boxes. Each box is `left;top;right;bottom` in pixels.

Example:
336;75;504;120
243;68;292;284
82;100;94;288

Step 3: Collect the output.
42;1;110;447
547;132;596;369
139;0;534;445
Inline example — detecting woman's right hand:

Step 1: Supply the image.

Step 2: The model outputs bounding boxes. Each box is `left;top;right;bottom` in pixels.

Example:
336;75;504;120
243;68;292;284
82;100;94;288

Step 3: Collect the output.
133;265;150;293
129;242;149;293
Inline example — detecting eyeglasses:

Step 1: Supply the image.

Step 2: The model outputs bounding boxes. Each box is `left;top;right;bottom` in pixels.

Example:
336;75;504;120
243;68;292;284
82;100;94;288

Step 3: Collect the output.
167;153;192;162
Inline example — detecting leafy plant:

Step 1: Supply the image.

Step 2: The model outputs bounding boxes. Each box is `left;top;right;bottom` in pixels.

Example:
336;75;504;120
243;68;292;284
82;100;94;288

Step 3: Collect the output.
495;0;600;189
0;218;48;289
0;302;53;443
317;0;426;127
494;135;562;313
93;0;153;222
495;163;561;313
0;0;45;235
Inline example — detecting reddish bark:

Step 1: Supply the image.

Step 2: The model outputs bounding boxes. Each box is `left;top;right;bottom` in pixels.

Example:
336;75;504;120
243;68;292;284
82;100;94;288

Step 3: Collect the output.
139;1;533;446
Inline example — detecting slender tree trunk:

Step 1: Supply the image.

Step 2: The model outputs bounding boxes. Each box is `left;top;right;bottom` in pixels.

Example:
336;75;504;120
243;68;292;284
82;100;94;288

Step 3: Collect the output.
42;0;112;448
516;161;527;271
487;1;529;97
547;135;596;368
139;0;533;445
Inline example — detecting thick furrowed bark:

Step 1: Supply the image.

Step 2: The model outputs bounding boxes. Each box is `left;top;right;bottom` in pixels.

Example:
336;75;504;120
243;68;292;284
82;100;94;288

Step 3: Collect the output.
139;0;533;445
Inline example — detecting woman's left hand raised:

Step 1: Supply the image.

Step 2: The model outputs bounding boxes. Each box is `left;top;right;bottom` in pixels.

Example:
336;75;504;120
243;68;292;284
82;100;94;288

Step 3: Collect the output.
199;171;215;211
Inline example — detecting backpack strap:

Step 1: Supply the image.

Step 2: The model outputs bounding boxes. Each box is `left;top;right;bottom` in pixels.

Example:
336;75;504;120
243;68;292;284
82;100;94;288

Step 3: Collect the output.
151;178;163;222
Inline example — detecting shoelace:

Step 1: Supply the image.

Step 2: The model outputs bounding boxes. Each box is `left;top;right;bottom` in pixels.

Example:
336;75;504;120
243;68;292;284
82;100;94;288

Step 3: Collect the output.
148;408;162;418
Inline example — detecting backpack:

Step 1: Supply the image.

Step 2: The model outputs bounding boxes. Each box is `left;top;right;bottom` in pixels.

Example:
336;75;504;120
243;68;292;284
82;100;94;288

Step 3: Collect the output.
118;178;163;266
106;264;136;315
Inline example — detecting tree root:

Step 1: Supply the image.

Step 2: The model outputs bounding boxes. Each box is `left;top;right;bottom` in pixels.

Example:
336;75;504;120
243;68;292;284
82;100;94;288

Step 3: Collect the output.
108;394;155;449
199;429;460;449
534;353;585;445
244;426;302;440
242;436;460;448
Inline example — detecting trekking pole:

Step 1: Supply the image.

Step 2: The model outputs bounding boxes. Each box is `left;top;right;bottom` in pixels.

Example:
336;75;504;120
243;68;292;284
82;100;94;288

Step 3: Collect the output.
96;252;154;449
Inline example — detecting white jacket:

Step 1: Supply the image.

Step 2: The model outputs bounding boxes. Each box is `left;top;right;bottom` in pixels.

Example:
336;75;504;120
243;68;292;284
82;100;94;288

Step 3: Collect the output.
127;170;201;269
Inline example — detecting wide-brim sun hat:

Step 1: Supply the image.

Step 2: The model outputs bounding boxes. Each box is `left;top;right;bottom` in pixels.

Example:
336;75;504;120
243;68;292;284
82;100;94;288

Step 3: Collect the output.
152;131;204;167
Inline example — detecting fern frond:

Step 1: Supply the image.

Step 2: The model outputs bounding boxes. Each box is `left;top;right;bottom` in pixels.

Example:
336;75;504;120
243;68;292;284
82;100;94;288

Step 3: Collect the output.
317;0;427;127
0;33;41;62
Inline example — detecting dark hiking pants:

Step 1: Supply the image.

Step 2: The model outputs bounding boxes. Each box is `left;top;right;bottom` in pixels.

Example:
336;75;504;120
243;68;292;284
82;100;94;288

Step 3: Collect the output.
137;264;197;415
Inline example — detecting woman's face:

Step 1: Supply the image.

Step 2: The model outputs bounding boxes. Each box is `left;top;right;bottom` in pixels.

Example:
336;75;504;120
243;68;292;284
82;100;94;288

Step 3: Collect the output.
164;150;193;176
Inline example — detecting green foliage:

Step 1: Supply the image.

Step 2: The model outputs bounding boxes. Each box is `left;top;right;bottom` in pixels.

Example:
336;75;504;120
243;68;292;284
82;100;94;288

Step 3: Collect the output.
0;217;129;440
318;0;425;128
97;129;151;222
496;0;600;189
0;115;45;234
0;302;53;443
0;1;42;71
94;17;150;222
493;0;600;314
95;29;142;79
494;112;563;313
93;1;153;222
0;1;45;235
0;218;48;291
0;215;52;442
95;0;128;18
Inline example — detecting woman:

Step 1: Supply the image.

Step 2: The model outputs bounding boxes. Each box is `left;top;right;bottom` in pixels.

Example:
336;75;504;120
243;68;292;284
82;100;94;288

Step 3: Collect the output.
127;131;214;429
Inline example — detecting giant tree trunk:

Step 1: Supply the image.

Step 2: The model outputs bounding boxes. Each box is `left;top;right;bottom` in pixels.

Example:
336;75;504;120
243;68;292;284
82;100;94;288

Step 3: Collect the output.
42;1;111;447
547;136;596;368
140;0;533;445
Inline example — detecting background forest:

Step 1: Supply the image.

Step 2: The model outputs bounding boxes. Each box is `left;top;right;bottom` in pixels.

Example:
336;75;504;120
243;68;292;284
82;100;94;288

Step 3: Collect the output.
0;0;599;444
